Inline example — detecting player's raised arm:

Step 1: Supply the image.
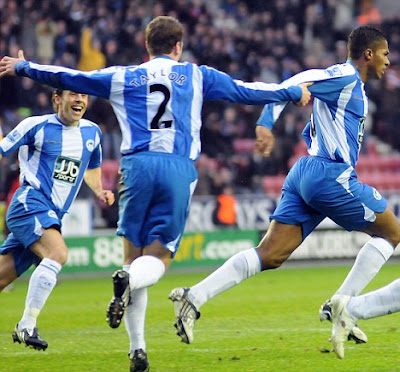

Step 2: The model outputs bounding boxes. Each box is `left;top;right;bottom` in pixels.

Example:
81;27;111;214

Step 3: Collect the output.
0;50;118;99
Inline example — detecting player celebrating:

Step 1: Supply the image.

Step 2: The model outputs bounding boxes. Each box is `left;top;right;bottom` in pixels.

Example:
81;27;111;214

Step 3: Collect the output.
0;16;311;371
0;89;114;351
168;25;398;360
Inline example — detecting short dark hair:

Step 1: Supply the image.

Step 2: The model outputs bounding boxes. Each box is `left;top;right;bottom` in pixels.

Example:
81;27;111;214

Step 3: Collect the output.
348;26;387;59
52;89;64;112
145;16;183;56
53;88;63;97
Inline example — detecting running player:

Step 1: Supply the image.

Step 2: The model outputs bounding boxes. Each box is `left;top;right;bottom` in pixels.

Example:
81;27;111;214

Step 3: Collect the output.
168;25;398;360
0;89;114;350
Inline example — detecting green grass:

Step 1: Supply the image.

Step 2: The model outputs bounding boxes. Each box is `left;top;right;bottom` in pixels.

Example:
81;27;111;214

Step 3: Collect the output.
2;263;400;372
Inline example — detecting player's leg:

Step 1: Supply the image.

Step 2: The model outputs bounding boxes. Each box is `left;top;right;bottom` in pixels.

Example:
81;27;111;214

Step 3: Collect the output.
13;227;66;351
0;233;44;291
349;278;400;320
312;172;397;348
106;153;157;328
330;278;400;359
170;157;317;344
108;153;192;327
6;188;66;351
107;237;170;328
169;220;303;344
324;207;400;352
0;253;18;291
319;181;398;299
333;206;399;297
174;158;318;312
108;241;174;372
108;153;195;371
125;239;169;372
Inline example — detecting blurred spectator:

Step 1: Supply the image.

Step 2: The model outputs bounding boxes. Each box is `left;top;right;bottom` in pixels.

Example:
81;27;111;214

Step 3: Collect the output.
77;28;106;71
212;185;237;228
357;0;382;26
35;13;57;63
201;112;234;159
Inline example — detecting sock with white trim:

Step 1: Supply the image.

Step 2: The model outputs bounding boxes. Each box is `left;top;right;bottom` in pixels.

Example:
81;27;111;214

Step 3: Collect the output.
124;288;148;353
18;258;62;331
336;237;394;296
348;278;400;319
189;248;261;310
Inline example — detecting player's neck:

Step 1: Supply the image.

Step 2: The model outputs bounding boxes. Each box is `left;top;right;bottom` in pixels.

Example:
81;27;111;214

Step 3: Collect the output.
149;52;179;62
349;58;368;82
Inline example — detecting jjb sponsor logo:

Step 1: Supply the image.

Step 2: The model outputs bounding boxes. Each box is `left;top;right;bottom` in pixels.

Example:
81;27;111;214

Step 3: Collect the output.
53;156;82;185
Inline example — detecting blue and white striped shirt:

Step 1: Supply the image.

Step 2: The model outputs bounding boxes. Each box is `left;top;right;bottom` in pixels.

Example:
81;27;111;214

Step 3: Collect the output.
257;61;367;167
15;57;302;161
0;114;102;216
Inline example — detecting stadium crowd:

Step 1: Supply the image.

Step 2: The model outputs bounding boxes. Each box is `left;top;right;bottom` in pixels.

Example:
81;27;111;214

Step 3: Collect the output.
0;0;399;205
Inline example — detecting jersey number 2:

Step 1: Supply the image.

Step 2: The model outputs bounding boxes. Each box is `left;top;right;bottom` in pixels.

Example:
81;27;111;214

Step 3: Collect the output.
149;84;173;129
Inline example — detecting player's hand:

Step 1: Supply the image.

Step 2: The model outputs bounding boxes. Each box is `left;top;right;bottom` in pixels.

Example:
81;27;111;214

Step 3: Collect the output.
0;50;26;78
294;82;313;107
255;125;275;157
97;190;115;206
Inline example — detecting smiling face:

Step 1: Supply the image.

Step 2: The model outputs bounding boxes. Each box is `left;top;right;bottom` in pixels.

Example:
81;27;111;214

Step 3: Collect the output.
368;39;390;80
53;90;88;126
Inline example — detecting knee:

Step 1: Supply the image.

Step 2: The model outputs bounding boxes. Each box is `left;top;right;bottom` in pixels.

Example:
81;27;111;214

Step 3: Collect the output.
390;232;400;248
47;248;68;266
382;231;400;249
0;277;14;292
256;246;286;270
56;249;68;266
263;257;285;270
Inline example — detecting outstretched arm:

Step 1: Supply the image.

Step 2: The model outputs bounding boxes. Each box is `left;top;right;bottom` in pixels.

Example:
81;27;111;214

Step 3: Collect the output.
200;65;312;106
0;50;119;99
84;167;115;206
257;64;357;130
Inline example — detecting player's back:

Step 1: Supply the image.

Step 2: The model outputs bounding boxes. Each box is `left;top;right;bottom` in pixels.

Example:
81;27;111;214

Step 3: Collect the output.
109;57;203;160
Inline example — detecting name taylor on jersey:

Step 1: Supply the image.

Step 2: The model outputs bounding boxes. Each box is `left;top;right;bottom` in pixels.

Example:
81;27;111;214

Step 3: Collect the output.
129;69;187;87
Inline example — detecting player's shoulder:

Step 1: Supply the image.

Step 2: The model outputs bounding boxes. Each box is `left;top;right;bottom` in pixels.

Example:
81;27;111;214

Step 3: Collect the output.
79;118;101;131
18;113;56;130
324;62;357;79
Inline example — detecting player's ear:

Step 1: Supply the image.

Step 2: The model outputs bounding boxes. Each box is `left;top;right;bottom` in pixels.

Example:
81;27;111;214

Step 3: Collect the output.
52;93;61;112
364;48;373;61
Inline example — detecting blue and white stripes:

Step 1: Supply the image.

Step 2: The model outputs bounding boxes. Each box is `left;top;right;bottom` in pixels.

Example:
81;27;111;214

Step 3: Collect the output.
257;61;368;167
0;114;102;216
16;57;302;161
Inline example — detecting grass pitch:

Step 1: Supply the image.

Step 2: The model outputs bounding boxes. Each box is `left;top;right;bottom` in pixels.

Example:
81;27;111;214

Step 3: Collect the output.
2;262;400;372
